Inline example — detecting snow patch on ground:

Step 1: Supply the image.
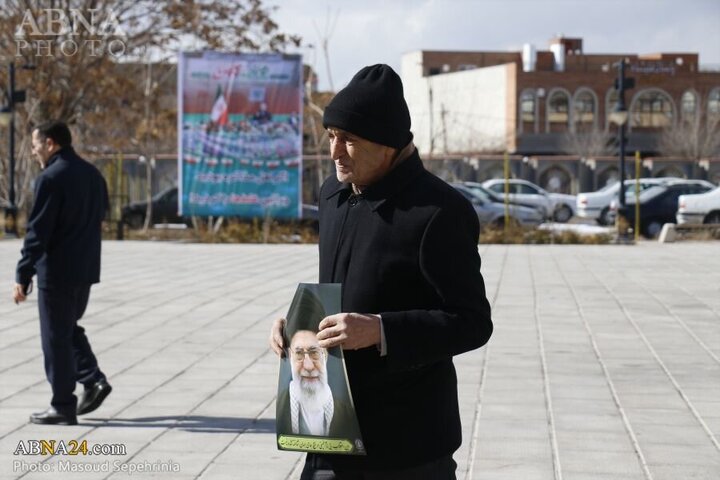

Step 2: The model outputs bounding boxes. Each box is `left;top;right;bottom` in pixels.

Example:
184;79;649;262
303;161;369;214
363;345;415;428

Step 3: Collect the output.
538;223;615;236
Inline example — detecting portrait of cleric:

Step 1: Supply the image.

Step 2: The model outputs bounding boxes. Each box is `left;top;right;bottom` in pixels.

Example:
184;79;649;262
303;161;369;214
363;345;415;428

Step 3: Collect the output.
276;284;364;453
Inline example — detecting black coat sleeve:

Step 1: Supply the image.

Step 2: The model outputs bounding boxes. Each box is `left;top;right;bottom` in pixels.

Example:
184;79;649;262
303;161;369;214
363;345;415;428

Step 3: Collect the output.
380;204;493;372
16;175;61;285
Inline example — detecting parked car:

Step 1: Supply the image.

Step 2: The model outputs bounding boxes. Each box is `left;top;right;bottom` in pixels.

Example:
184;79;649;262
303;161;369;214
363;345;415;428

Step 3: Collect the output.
463;182;540;211
451;183;544;228
677;186;720;225
578;178;716;226
608;181;714;238
122;187;187;229
481;179;576;222
122;187;319;230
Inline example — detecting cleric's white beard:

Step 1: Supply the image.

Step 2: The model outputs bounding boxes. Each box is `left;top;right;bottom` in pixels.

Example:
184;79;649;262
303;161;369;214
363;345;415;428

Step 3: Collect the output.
290;367;331;412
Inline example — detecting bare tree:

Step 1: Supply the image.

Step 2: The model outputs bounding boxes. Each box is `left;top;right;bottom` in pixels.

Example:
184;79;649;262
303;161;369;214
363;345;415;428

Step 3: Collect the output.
658;116;720;161
313;7;339;93
304;67;330;197
304;8;340;201
561;126;614;160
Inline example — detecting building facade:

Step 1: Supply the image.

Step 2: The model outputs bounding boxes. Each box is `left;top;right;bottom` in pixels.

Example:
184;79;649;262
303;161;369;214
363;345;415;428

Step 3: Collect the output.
401;37;720;193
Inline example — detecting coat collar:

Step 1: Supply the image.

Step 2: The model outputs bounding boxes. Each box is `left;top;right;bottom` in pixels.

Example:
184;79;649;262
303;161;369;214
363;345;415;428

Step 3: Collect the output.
324;147;425;212
45;146;75;168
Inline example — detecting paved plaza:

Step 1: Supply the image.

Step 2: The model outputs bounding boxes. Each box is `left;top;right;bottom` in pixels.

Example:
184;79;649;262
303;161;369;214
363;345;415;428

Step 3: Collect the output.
0;240;719;480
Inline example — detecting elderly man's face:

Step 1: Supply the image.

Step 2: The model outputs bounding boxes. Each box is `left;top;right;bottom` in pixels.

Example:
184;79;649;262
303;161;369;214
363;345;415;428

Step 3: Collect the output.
328;127;396;188
290;330;327;395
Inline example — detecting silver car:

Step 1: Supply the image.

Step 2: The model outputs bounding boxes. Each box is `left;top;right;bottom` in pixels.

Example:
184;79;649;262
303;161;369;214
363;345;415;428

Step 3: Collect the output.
482;179;576;222
452;184;544;228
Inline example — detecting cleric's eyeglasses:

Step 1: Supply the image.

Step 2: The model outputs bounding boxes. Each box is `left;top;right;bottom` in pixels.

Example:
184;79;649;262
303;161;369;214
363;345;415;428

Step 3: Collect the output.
292;348;323;362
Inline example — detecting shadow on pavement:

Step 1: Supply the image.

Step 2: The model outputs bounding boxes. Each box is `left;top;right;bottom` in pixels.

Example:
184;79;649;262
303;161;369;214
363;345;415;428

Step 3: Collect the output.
82;416;276;433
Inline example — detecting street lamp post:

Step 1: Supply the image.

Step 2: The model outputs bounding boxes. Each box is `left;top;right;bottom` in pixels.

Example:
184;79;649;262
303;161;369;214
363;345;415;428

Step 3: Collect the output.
609;60;634;240
1;62;28;237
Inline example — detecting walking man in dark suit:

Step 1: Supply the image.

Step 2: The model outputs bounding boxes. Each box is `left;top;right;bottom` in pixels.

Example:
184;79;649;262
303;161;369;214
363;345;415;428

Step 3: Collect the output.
12;121;112;425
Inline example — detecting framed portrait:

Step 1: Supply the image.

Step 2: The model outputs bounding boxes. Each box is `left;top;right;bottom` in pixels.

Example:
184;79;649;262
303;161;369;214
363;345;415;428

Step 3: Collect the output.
276;283;365;455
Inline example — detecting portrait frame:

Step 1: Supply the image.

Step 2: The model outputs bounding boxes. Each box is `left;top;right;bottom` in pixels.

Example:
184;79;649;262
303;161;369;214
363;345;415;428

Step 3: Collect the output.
276;283;365;455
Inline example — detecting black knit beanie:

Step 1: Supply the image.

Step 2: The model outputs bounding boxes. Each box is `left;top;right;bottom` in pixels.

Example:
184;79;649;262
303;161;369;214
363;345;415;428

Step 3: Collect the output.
322;64;412;149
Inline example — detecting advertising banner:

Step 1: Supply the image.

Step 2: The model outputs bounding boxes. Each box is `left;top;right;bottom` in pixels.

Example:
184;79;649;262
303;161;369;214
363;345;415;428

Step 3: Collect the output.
178;52;302;218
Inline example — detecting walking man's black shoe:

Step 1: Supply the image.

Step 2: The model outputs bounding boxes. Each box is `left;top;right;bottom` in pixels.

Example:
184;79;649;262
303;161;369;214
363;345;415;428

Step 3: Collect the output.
30;407;78;425
77;380;112;415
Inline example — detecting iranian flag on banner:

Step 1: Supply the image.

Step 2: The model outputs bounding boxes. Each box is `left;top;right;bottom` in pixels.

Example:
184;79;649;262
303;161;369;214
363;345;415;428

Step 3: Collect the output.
210;85;228;125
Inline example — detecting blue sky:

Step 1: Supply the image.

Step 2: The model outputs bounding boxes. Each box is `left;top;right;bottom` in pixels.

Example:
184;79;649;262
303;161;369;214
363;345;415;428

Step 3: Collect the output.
272;0;720;91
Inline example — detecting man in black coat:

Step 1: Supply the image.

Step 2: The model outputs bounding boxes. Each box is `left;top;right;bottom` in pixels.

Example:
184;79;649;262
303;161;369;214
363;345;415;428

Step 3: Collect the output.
12;121;112;425
270;64;492;479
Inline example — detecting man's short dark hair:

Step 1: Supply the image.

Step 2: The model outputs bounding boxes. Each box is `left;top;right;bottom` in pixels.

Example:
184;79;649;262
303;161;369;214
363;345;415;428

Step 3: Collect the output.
34;121;72;148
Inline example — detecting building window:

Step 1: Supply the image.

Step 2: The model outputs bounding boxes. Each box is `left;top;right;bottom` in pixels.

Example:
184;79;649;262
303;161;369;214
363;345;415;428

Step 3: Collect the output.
709;88;720;124
519;89;536;133
630;89;674;129
573;89;596;132
681;91;697;120
547;90;570;133
458;64;477;71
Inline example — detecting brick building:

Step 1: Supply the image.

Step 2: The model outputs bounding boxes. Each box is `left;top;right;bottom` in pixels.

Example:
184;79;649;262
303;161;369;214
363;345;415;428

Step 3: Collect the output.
401;37;720;193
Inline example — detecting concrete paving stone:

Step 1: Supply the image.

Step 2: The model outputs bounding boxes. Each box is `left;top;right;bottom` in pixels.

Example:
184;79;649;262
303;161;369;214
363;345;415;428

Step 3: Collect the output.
617;393;693;410
627;407;710;427
704;419;720;439
550;398;622;416
474;437;553;461
471;459;555;480
557;432;636;454
480;377;545;392
678;391;720;407
141;431;237;453
641;443;720;467
610;384;681;397
559;451;645;476
481;403;549;419
647;464;720;480
547;364;605;377
550;385;613;401
562;471;644;480
81;428;163;445
214;439;292;461
199;462;296;480
606;370;669;382
474;419;551;441
117;450;216;476
122;476;198;480
632;423;715;446
554;413;628;433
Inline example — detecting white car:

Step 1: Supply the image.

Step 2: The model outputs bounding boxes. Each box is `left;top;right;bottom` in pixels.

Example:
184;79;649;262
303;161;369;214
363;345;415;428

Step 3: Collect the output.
481;179;576;223
677;186;720;225
577;178;714;225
